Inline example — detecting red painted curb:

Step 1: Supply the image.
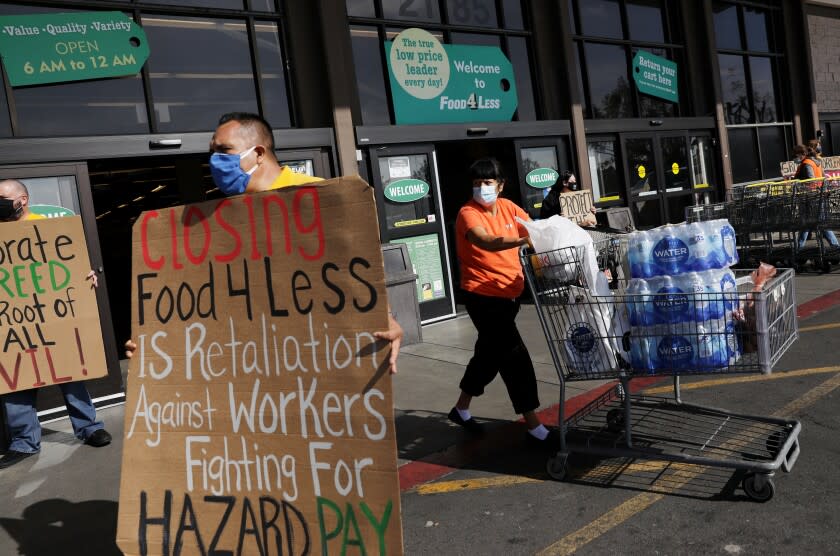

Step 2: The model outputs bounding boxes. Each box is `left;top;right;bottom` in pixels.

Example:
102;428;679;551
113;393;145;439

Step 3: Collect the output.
398;376;665;492
796;288;840;320
398;288;840;492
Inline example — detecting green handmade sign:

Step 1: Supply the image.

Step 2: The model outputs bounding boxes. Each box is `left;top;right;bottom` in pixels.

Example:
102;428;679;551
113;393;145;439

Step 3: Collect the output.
525;168;559;189
384;178;430;203
632;50;678;103
385;28;517;125
0;11;149;87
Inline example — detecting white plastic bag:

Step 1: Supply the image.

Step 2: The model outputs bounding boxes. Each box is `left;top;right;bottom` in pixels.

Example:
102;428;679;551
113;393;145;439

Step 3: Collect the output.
560;286;618;376
518;216;630;373
517;215;602;293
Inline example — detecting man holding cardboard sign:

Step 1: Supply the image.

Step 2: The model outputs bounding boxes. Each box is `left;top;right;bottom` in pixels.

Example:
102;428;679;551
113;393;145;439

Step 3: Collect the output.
0;179;112;470
126;112;403;372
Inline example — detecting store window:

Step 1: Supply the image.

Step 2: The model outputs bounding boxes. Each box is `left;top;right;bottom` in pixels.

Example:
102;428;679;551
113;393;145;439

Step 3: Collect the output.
143;0;247;8
713;0;789;182
587;139;622;203
348;0;537;124
0;2;293;137
143;15;258;132
570;0;685;119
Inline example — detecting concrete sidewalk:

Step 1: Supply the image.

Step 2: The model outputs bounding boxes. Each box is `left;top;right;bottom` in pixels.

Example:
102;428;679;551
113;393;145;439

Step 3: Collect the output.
0;270;838;555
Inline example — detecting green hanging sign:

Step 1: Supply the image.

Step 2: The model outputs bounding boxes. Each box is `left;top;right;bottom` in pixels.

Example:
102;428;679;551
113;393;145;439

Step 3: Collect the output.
0;11;149;87
29;204;76;218
384;28;518;125
632;50;678;103
525;168;559;189
384;178;430;203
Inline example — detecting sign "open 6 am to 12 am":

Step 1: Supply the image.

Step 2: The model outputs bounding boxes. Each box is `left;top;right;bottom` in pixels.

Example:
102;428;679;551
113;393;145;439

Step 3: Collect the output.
0;11;149;87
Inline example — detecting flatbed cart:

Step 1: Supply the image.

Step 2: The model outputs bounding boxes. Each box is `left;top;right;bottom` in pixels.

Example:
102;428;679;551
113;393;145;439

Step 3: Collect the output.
520;238;802;502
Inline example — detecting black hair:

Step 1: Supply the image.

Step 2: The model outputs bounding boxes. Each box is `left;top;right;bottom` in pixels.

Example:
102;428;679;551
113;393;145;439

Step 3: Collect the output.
560;170;575;184
469;158;505;182
218;112;275;151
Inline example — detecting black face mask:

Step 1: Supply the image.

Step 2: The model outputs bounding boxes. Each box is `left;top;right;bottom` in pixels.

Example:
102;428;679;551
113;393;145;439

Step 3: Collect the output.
0;198;23;221
566;181;580;191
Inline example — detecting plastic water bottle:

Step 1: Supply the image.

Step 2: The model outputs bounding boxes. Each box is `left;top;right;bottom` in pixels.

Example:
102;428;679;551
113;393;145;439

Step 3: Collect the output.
704;220;726;270
630;326;655;373
631;230;656;278
723;314;742;366
687;222;711;271
627;278;655;326
703;269;725;319
627;231;639;278
719;268;738;312
654;275;689;324
651;224;690;276
720;219;739;266
695;320;728;370
685;271;710;322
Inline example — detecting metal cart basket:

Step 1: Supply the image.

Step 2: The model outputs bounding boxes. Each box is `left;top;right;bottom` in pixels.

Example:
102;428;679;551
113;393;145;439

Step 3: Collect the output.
520;237;802;502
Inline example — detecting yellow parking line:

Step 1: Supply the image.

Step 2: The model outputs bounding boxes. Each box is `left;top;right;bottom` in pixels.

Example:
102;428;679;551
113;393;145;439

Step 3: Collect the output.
537;371;840;556
414;475;540;495
644;365;840;395
535;493;664;556
798;322;840;333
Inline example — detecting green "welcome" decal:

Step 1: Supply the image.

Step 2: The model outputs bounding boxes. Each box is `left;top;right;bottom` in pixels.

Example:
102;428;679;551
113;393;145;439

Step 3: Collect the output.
525;168;559;189
384;179;430;203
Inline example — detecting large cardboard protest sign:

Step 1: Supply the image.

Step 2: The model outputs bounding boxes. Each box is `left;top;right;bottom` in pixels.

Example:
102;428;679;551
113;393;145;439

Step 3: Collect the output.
559;190;595;225
117;177;403;555
0;216;106;394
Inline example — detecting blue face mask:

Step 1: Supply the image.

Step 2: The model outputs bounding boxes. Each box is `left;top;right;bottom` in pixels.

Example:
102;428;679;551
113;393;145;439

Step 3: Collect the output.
209;146;258;195
472;184;498;207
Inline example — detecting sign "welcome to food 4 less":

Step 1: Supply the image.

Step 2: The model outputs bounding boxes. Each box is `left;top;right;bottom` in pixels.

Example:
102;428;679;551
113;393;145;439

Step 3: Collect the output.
0;11;149;86
385;28;518;124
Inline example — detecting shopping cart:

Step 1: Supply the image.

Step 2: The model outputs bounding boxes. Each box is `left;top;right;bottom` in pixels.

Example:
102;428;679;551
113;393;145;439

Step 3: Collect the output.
688;178;840;272
520;237;801;502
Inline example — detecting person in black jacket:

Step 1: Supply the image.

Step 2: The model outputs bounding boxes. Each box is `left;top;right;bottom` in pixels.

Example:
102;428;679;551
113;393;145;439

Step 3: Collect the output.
539;171;597;225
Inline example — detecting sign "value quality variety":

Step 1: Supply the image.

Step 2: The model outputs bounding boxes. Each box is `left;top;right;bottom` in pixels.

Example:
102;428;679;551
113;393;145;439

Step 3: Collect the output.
0;11;149;87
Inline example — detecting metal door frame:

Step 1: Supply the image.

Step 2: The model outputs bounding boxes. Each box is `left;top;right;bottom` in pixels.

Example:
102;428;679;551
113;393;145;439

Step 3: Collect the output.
367;144;457;323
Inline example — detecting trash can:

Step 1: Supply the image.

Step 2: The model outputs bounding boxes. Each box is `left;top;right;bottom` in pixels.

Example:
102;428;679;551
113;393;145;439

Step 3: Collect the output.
381;243;422;346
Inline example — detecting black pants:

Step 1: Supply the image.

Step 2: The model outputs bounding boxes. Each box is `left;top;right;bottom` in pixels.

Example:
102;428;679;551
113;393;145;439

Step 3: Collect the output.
459;291;540;415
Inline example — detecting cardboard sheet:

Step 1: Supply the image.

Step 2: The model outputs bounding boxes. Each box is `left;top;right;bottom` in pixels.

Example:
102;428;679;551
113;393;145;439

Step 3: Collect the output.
116;177;403;555
0;215;107;394
559;190;596;224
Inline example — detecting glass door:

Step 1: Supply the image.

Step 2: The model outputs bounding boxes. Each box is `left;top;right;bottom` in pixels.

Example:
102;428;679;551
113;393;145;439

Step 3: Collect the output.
514;138;572;219
622;132;714;227
659;133;696;224
623;134;663;228
369;145;456;322
0;163;122;413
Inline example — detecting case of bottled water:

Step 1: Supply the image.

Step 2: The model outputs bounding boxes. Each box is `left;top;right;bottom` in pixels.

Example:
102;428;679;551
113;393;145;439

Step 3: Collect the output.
651;224;690;276
626;219;740;374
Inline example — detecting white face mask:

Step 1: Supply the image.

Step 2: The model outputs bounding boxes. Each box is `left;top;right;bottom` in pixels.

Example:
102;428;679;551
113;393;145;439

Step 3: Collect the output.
472;184;498;207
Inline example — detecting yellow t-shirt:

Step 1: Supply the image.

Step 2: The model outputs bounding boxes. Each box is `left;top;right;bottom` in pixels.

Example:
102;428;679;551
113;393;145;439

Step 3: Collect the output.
268;166;324;190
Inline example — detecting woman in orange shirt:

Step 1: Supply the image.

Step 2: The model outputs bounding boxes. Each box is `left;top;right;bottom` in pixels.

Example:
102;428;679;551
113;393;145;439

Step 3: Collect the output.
448;158;558;450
